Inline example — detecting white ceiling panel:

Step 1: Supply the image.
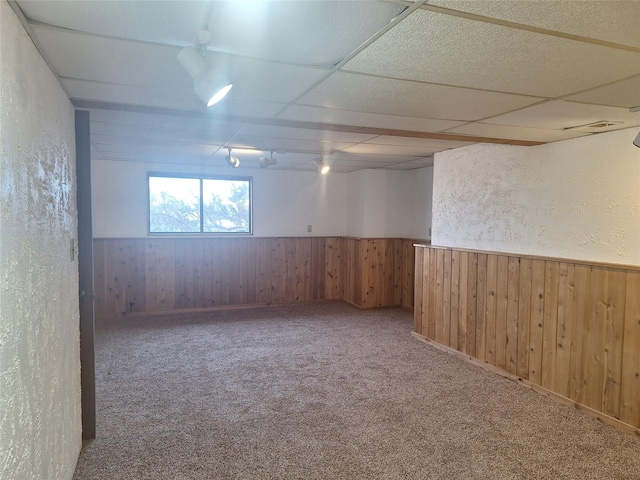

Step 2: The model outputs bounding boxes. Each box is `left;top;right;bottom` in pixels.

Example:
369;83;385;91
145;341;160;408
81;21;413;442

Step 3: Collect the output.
223;57;329;104
342;143;444;156
62;78;204;111
18;0;207;46
278;105;467;132
343;9;640;98
32;26;193;89
328;152;421;163
444;123;593;143
224;136;354;155
364;136;475;148
484;100;640;131
298;72;543;122
429;0;640;49
564;76;640;109
205;1;405;66
90;122;237;146
237;125;377;144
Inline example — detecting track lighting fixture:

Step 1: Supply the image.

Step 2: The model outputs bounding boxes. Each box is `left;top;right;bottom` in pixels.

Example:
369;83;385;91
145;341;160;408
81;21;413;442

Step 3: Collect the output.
634;131;640;148
177;45;232;107
225;148;240;168
314;157;330;174
259;151;277;169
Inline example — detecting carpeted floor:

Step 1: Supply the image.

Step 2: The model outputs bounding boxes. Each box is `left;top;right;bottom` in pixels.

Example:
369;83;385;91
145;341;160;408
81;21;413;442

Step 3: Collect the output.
73;302;640;479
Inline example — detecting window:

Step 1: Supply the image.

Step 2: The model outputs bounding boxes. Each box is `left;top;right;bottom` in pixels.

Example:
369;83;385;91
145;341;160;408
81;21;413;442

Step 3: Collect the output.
148;174;252;234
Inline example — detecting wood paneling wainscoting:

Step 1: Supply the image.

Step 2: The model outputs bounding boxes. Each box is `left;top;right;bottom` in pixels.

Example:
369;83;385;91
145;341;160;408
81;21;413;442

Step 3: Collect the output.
93;237;420;318
413;245;640;433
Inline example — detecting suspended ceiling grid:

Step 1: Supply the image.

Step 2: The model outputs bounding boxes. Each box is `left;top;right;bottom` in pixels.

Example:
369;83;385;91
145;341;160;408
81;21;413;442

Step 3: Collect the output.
11;0;640;173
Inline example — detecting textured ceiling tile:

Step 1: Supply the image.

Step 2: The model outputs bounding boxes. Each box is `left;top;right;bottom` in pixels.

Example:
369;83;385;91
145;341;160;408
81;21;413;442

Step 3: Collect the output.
429;0;640;49
329;152;420;163
18;0;208;46
33;26;193;89
279;105;467;132
87;109;245;132
90;121;237;146
444;123;593;142
204;1;405;65
298;72;542;121
225;135;354;155
342;143;443;156
343;9;640;98
238;125;377;144
484;100;640;130
364;136;474;148
564;76;640;109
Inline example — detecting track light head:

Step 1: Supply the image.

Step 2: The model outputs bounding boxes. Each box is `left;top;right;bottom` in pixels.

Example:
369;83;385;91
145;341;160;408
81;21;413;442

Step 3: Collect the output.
259;151;277;168
314;157;330;174
634;131;640;148
177;46;232;107
225;148;240;168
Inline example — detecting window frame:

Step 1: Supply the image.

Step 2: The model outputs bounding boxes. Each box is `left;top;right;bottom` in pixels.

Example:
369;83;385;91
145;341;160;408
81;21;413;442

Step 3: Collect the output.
147;172;253;236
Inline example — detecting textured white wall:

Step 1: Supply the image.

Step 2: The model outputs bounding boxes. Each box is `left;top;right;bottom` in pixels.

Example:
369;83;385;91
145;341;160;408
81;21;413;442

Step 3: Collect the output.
91;159;348;237
0;2;82;479
432;128;640;266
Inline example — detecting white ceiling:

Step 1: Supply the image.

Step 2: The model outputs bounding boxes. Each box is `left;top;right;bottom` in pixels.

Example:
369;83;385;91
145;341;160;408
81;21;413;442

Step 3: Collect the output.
12;0;640;173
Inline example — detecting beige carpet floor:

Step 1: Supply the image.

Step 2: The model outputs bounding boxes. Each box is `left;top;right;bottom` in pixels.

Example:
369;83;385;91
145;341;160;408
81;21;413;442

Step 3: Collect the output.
73;302;640;479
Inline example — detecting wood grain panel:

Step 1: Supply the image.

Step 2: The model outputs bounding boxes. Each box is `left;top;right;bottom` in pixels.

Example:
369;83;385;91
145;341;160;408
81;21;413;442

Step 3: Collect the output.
414;245;640;431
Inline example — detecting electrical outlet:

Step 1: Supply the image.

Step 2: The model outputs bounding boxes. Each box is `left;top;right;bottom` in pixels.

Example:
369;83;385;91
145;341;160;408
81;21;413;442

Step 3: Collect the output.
307;225;312;233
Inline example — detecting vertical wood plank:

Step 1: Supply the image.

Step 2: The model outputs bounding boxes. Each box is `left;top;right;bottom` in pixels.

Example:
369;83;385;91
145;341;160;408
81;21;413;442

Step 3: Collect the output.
555;262;574;397
529;259;546;385
427;247;437;340
506;257;520;375
485;254;497;365
517;258;532;379
458;251;469;353
621;270;640;428
434;249;445;344
541;261;560;390
450;250;460;349
570;264;591;405
466;252;478;357
421;247;431;339
583;267;608;411
475;253;487;363
413;247;424;335
442;249;452;350
603;269;626;419
93;240;106;317
495;255;509;370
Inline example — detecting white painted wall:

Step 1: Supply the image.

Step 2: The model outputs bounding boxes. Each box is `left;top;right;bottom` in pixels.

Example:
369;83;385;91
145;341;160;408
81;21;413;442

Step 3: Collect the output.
91;160;348;237
0;2;82;479
432;128;640;266
345;168;432;239
92;160;433;240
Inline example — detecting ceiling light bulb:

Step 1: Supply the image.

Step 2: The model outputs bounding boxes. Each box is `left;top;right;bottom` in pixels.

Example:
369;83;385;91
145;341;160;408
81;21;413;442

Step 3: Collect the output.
315;158;330;174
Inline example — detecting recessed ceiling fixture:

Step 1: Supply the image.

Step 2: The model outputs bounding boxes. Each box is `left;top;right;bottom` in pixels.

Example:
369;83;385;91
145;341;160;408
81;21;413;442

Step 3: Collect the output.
259;151;277;169
562;120;623;132
315;157;330;174
177;32;232;107
225;148;240;168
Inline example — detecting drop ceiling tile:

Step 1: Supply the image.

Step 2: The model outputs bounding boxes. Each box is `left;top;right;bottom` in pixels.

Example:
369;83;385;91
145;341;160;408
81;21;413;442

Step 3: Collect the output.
364;136;475;148
298;72;542;121
329;152;420;163
484;100;640;131
237;125;377;144
90;121;235;146
18;0;208;46
32;26;193;89
225;135;354;155
444;123;592;142
564;76;640;109
204;1;405;66
279;105;467;132
341;143;444;156
343;9;640;98
429;0;640;49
